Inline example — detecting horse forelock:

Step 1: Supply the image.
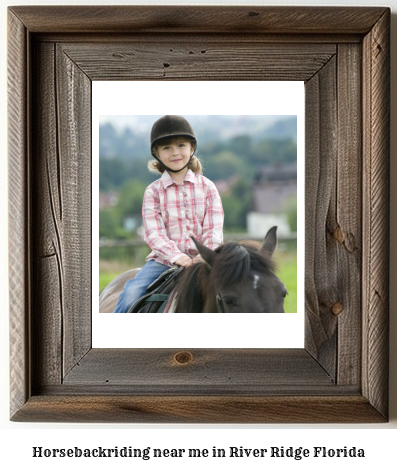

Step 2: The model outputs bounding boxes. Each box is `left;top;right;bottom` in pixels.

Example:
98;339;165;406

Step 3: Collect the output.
211;241;275;292
245;240;277;274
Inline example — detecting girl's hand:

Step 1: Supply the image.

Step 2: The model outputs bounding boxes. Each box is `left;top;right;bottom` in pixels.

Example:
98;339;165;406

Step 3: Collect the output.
192;255;203;264
174;255;193;267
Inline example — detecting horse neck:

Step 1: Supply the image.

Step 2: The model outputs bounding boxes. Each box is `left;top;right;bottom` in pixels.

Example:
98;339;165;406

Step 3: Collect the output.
201;295;217;313
175;263;207;313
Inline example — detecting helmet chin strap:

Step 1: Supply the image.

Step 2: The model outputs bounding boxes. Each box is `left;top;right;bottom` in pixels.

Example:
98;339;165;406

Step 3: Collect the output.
154;155;193;174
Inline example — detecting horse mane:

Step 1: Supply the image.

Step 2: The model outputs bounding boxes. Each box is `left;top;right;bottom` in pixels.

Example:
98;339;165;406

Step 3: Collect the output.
174;262;210;313
174;240;277;312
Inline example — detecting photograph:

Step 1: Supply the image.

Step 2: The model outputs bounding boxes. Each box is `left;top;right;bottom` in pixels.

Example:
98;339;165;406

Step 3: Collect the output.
98;114;299;315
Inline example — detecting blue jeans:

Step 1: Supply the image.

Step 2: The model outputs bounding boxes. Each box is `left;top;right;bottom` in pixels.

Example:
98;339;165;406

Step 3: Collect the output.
113;260;170;313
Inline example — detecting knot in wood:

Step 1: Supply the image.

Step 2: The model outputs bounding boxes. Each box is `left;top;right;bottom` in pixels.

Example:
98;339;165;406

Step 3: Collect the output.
333;225;344;244
331;302;344;316
174;351;194;365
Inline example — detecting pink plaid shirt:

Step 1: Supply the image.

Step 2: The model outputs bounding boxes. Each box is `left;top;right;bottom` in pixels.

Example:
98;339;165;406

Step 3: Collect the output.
143;170;224;266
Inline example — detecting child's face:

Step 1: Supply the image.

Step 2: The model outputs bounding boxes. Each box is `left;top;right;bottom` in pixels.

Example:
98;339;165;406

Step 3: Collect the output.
155;137;193;172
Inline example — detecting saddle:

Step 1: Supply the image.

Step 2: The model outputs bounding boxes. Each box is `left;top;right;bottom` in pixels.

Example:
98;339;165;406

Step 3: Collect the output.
127;265;184;313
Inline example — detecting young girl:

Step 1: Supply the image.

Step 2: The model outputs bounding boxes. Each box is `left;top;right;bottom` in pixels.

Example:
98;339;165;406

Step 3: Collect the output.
114;115;224;312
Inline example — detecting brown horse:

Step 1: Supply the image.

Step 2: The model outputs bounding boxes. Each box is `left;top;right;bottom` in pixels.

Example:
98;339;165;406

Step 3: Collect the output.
99;227;287;313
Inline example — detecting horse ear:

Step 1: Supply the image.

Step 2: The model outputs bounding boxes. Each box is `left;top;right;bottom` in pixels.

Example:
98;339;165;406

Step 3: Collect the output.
260;226;278;257
191;236;218;267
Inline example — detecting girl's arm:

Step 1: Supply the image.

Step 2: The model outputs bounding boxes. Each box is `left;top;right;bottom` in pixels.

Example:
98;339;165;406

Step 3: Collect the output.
143;186;185;265
201;182;224;250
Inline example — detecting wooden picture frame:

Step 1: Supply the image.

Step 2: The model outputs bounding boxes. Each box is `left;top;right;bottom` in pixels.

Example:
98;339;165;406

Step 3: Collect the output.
8;6;390;423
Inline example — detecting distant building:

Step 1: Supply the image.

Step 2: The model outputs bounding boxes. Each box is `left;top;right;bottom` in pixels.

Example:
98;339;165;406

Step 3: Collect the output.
248;162;297;238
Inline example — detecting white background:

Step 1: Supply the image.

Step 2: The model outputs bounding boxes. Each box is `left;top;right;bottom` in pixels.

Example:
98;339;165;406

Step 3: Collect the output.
93;81;305;348
1;0;396;469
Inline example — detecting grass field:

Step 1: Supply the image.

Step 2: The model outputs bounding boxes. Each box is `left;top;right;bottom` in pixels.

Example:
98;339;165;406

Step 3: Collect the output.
274;249;298;313
99;271;122;294
99;260;135;294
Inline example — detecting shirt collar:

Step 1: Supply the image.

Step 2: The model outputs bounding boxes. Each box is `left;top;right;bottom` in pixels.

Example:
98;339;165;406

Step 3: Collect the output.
184;169;197;184
161;169;197;189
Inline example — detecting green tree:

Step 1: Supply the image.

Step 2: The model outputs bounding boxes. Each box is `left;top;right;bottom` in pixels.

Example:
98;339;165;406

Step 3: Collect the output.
252;138;297;165
117;179;148;220
204;150;244;181
99;158;128;191
221;178;252;231
99;207;130;240
231;135;252;156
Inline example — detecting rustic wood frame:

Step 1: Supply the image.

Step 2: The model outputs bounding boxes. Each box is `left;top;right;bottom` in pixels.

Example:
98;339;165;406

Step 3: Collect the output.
8;6;390;423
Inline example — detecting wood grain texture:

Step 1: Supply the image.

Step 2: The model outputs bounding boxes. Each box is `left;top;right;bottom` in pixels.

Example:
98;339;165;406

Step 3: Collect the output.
32;41;63;388
304;43;363;385
8;10;30;419
9;6;387;34
11;396;385;424
8;6;390;423
304;56;338;378
31;41;92;387
55;44;92;377
59;42;335;81
62;349;333;391
362;9;390;419
335;44;362;386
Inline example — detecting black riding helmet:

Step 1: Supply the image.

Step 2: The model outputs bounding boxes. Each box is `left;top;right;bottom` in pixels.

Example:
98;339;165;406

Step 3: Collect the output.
150;115;197;173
